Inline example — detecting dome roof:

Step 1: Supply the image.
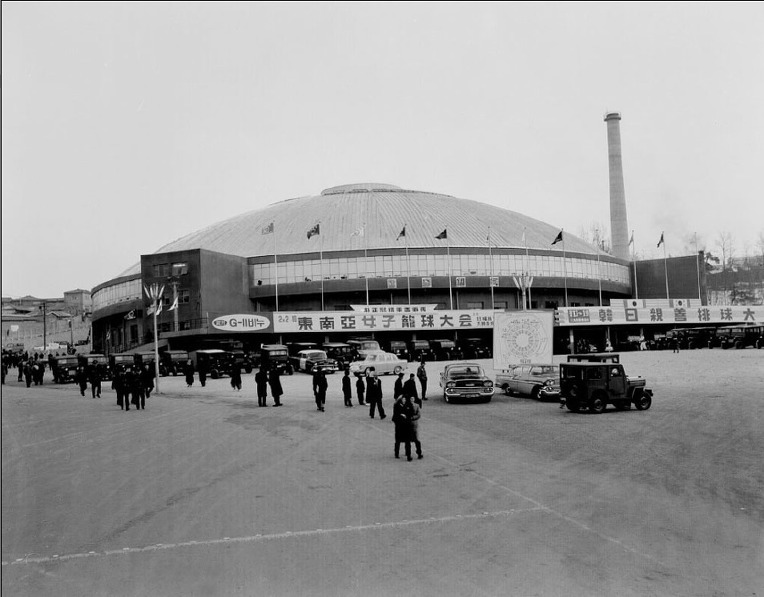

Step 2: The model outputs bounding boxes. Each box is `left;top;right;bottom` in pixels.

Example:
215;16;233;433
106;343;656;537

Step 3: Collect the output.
115;184;596;277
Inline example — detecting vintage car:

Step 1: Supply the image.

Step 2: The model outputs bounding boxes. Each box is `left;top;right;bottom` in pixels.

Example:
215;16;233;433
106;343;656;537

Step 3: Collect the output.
407;339;434;362
385;340;410;362
347;338;382;361
257;344;293;375
51;355;81;383
456;337;492;360
716;324;764;349
321;342;354;369
496;365;561;400
559;361;653;414
290;349;339;374
159;350;190;376
348;350;407;377
439;362;494;403
430;339;462;361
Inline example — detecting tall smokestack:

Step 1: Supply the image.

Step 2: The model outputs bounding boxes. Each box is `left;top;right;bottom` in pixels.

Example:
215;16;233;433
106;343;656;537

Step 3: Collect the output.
604;112;630;261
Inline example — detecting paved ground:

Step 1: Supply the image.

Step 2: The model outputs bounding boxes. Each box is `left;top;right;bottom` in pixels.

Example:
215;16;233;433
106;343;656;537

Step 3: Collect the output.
2;349;763;596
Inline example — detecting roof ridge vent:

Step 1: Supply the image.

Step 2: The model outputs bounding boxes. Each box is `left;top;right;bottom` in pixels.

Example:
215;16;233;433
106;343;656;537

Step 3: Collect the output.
321;183;403;195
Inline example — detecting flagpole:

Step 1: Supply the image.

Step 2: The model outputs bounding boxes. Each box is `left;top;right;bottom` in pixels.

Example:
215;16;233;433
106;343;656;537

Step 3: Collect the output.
694;232;702;303
364;224;369;306
524;226;531;309
596;238;603;307
320;225;325;311
153;306;160;394
274;225;279;312
405;226;411;305
632;230;639;299
562;229;568;307
488;227;495;309
663;233;670;300
447;231;453;309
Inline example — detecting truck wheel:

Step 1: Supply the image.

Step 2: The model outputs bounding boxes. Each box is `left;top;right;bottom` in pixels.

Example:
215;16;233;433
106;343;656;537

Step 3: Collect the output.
211;369;220;379
589;394;606;414
503;385;512;396
634;394;652;410
531;386;541;400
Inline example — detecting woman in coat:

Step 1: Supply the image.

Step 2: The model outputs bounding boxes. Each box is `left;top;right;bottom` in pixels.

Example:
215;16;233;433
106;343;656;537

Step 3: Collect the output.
268;367;283;406
184;359;195;387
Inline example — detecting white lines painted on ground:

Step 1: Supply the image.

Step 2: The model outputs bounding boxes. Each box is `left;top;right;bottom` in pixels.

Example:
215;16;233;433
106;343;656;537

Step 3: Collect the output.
2;507;543;566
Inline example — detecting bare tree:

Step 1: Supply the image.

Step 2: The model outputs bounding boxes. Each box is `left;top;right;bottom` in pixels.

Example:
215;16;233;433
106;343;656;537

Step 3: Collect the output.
577;222;611;253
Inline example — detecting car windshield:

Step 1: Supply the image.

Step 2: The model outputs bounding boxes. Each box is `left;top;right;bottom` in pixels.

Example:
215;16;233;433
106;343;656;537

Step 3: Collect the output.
449;366;483;378
305;351;327;359
531;366;557;376
268;350;287;357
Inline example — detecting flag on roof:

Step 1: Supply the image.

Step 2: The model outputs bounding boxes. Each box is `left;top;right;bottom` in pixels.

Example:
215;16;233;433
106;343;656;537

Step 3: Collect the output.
435;229;447;240
262;222;274;235
657;232;664;248
397;226;406;241
307;223;320;239
551;230;563;245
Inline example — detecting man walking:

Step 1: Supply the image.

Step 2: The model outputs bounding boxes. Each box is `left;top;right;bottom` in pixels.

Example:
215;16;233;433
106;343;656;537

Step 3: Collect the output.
269;367;283;407
366;368;386;420
313;369;328;411
417;360;428;401
403;373;419;406
394;372;404;400
341;369;353;407
87;359;102;398
402;393;423;461
255;366;269;407
356;374;366;405
392;393;408;459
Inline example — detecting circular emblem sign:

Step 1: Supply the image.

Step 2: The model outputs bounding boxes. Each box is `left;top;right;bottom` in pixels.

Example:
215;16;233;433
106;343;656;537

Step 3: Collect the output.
211;314;271;332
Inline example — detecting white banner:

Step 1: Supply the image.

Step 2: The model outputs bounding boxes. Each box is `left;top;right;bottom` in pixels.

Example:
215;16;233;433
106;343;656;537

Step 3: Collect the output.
493;311;554;367
273;310;495;334
211;314;271;332
558;305;761;327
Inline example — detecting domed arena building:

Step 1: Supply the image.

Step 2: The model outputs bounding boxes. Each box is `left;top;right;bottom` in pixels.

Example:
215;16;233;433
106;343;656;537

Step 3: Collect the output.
91;183;634;355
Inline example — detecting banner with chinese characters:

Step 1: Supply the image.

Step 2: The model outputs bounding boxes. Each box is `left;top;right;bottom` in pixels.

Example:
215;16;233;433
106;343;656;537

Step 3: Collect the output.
557;305;761;327
273;310;496;333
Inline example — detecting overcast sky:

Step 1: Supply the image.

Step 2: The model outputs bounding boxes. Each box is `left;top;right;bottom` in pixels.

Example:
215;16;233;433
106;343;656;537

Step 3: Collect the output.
3;2;763;299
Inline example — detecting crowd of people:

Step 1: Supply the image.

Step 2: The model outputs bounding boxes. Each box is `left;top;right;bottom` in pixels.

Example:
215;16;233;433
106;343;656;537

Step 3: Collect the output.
2;351;431;461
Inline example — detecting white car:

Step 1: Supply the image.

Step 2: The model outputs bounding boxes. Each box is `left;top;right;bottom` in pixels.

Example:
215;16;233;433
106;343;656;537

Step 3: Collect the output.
348;351;407;377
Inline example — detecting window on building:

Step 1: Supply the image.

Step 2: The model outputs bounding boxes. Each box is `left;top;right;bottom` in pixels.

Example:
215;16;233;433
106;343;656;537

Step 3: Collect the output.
171;262;189;276
466;302;483;309
179;290;191;304
153;263;170;277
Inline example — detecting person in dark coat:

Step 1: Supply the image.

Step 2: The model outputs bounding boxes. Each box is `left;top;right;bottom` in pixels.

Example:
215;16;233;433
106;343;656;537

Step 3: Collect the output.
130;366;145;410
123;367;136;411
391;394;409;459
141;365;155;399
74;364;87;396
17;360;24;382
313;369;327;411
403;373;420;406
268;367;283;406
87;359;102;398
184;359;195;387
198;361;207;387
402;393;423;461
366;368;386;420
255;367;269;406
356;374;366;405
417;360;428;401
341;369;353;407
112;366;127;409
230;362;242;391
394;372;404;400
32;360;43;386
24;361;34;388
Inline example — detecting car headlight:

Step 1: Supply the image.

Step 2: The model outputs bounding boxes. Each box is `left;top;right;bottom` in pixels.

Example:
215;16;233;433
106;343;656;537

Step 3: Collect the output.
447;381;456;388
544;379;553;386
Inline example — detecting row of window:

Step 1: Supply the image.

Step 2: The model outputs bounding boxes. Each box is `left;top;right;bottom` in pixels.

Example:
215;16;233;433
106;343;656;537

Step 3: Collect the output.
251;254;630;286
152;262;189;278
92;280;191;310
